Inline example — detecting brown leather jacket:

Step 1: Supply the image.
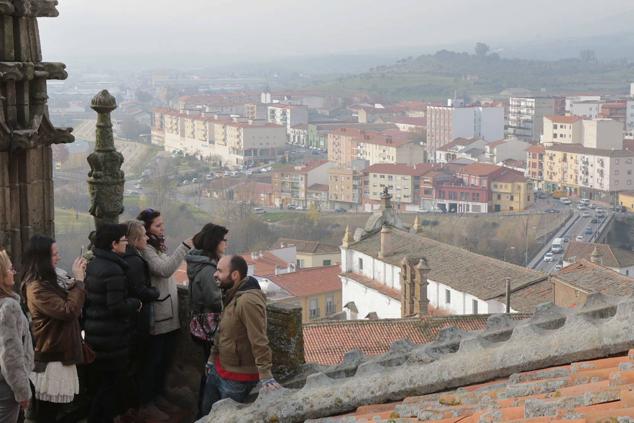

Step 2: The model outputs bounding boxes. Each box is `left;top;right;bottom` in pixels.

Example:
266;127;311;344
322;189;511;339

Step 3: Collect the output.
212;276;273;380
23;279;85;366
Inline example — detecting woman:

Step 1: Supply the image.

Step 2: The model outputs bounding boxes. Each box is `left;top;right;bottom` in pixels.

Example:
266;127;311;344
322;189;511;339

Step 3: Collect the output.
21;235;86;423
186;223;227;418
136;208;192;413
84;224;142;423
186;223;227;359
122;220;161;419
0;248;33;423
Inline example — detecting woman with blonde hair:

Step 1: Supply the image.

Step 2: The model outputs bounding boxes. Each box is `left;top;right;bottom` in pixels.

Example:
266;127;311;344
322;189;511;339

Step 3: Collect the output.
0;248;33;423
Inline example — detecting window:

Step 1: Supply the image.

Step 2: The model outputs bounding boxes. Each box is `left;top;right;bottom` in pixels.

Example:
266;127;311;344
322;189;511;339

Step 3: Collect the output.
497;194;501;200
297;259;304;268
323;259;332;266
358;258;363;270
445;289;451;304
309;297;320;319
325;295;336;315
510;195;514;201
472;299;479;314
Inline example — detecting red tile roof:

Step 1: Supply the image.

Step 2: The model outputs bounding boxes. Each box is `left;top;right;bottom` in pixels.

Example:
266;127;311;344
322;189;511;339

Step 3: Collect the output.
329;351;634;422
303;314;529;366
266;265;341;298
493;169;527;183
241;251;292;276
527;144;546;153
458;163;503;177
545;115;582;124
486;139;507;148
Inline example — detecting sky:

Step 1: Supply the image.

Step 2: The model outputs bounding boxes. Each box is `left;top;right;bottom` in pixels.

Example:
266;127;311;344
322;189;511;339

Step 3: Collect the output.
38;0;634;69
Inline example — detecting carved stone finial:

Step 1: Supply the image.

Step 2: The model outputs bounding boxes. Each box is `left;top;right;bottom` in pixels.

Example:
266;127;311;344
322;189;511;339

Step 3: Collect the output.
590;246;602;264
380;186;393;209
87;91;124;230
342;225;353;248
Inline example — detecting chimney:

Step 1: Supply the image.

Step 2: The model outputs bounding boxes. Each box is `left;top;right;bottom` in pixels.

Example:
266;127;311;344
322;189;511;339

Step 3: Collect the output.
344;301;358;320
400;257;414;317
365;312;379;320
415;258;430;316
505;277;511;314
378;225;392;259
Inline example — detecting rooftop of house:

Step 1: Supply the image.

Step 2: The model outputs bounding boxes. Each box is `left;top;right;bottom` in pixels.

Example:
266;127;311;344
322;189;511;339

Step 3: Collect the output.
546;143;634;157
493;168;528;183
545;115;582;124
486;139;507;148
274;238;339;255
553;259;634;298
564;241;634;269
275;159;330;174
241;250;293;276
458;162;503;177
302;314;530;366
308;183;329;192
438;137;480;150
348;228;548;312
501;158;527;168
265;265;341;299
366;163;436;177
527;144;546;154
204;293;634;422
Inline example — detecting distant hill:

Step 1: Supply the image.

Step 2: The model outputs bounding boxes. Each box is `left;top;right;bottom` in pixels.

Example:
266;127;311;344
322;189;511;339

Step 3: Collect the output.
307;49;634;101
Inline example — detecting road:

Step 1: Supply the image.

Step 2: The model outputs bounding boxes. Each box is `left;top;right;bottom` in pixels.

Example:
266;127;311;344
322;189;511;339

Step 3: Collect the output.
532;201;612;274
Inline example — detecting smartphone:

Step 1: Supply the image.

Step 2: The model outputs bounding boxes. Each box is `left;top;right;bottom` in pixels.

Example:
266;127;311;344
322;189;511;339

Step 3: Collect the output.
80;245;85;257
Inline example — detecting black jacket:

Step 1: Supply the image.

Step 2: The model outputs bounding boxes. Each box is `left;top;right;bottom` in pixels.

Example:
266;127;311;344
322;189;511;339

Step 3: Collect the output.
123;246;160;334
185;249;222;315
84;248;141;365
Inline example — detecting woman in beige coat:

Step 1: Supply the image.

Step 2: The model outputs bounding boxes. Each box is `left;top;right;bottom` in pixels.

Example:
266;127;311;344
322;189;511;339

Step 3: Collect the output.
136;209;192;417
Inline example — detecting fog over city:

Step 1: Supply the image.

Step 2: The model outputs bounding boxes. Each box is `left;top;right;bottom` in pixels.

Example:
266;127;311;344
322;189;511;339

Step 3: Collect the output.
40;0;634;69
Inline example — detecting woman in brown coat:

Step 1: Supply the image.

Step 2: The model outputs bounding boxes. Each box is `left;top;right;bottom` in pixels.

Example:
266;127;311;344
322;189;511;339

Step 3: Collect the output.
21;235;86;422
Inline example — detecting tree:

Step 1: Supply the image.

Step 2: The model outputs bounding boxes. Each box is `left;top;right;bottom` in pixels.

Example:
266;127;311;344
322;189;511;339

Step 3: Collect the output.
474;42;490;58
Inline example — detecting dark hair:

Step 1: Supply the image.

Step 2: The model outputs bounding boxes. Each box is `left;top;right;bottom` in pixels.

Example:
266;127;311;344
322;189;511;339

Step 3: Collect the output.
21;235;57;290
193;223;228;261
136;208;165;252
94;224;128;250
229;255;248;280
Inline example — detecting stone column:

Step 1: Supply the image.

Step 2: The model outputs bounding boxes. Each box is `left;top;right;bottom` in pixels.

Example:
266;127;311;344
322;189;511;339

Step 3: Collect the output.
87;90;124;229
267;302;305;380
415;258;430;315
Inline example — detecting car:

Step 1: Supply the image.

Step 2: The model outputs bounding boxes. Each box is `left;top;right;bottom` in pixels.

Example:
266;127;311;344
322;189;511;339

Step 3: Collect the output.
560;198;572;205
223;171;230;176
287;204;296;210
577;204;587;210
134;183;142;189
554;263;563;271
584;227;593;235
192;178;198;183
206;174;214;181
295;206;305;211
545;208;560;214
543;252;554;262
563;236;570;243
590;218;599;223
576;235;584;241
580;198;591;206
589;203;597;209
334;207;347;213
253;207;266;214
581;211;590;218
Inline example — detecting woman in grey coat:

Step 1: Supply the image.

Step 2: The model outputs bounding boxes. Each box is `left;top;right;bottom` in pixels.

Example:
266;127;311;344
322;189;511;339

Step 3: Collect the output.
0;248;34;423
136;209;193;414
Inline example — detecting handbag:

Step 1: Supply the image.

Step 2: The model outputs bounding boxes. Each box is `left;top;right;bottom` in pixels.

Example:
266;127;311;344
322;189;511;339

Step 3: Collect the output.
189;312;220;342
81;341;96;364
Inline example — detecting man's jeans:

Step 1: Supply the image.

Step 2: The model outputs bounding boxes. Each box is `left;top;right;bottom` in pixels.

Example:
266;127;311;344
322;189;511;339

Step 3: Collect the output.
199;365;257;417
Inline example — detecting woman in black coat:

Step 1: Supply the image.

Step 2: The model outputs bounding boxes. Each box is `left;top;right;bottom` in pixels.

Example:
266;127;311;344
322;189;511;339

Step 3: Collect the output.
84;224;141;423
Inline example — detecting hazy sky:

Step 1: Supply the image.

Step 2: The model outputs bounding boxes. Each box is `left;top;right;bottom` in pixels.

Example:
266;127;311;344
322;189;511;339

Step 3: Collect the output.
39;0;634;68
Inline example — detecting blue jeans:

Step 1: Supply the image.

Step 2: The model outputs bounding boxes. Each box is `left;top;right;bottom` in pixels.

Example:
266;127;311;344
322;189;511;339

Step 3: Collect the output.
0;380;19;423
199;365;257;417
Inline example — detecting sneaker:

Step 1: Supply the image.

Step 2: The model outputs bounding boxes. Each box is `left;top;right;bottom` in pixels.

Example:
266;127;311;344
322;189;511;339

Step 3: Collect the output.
137;403;169;421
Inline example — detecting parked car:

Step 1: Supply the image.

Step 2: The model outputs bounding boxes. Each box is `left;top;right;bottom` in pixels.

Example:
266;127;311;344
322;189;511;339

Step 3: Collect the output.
563;236;570;243
295;206;305;211
560;198;572;205
543;252;554;262
576;235;584;241
545;208;560;214
554;263;563;271
253;207;266;214
334;207;347;213
581;211;590;218
577;204;587;210
590;218;599;224
584;227;593;235
287;204;296;210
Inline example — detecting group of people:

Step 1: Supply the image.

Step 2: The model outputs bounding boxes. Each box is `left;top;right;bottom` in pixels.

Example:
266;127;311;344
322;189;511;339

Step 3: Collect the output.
0;207;281;423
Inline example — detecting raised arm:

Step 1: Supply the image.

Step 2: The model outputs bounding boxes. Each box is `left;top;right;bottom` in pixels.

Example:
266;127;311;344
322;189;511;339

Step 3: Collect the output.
142;243;189;279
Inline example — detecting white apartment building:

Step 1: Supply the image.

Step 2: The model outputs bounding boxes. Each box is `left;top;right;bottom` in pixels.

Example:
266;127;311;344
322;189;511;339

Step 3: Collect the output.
153;109;287;167
542;116;623;150
507;97;563;142
267;104;309;133
485;138;532;163
565;95;602;113
357;137;425;166
426;101;504;159
569;100;602;119
627;99;634;134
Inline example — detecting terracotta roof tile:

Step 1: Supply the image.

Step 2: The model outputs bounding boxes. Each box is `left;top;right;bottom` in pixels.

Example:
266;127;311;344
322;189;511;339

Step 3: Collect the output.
317;352;634;422
563;241;634;269
527;145;546;153
240;251;292;276
273;238;339;254
553;259;634;297
265;265;340;297
458;163;503;177
366;163;437;176
303;314;529;366
545;115;583;124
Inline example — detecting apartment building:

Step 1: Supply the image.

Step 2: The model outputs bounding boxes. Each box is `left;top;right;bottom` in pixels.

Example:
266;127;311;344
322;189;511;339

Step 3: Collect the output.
328;166;363;207
542;116;624;150
507;96;564;142
363;163;435;210
272;160;335;208
427;101;504;158
485;138;532;163
356;132;425;166
490;169;534;212
434;138;487;163
152;108;287;166
569;100;602;119
526;144;546;186
543;144;634;199
627;100;634;134
267;104;309;133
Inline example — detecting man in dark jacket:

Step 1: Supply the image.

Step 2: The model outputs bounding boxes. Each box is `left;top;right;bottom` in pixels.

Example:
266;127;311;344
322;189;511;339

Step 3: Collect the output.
85;223;141;423
200;255;281;415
